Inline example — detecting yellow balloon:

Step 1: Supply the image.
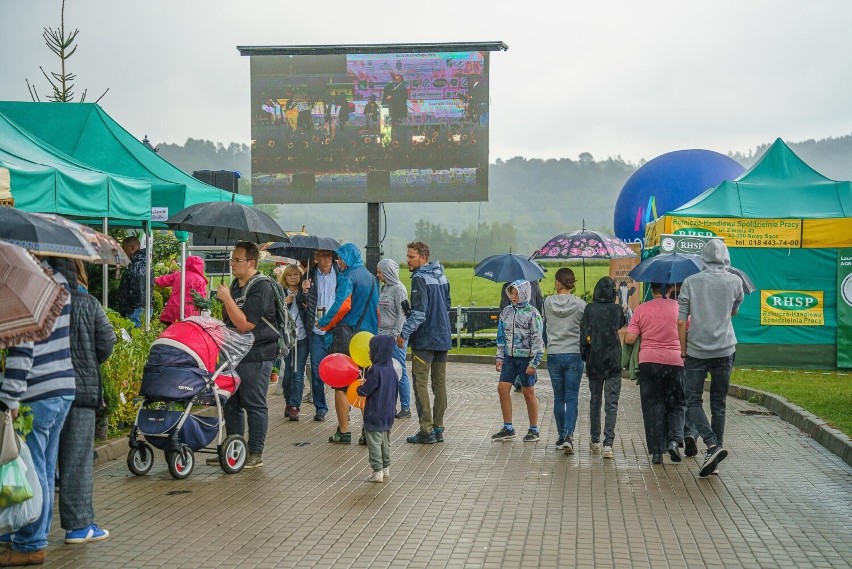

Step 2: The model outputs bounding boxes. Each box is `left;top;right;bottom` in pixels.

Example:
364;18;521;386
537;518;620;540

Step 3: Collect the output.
349;331;374;368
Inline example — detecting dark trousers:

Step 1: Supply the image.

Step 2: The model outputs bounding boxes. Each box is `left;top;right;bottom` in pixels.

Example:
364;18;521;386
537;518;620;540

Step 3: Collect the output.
684;354;733;449
588;375;621;446
284;337;310;409
225;360;273;453
58;406;95;530
638;363;686;455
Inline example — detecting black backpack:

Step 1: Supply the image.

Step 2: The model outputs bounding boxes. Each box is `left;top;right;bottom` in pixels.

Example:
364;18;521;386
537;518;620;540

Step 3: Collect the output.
242;275;298;360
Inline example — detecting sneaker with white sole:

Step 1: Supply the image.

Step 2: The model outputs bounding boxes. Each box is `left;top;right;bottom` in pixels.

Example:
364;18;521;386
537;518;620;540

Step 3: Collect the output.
555;436;566;449
563;438;575;455
602;445;614;459
523;429;540;442
65;524;109;544
589;441;602;454
699;445;728;477
367;470;384;483
491;427;516;442
382;467;390;480
243;453;264;469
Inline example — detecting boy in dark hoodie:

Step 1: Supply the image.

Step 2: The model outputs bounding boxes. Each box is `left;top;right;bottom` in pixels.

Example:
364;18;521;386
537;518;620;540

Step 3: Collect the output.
357;335;399;483
580;276;627;458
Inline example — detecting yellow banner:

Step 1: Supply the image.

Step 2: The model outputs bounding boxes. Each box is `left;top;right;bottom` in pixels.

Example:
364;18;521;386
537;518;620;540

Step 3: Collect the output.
669;217;802;248
802;218;852;248
760;290;824;326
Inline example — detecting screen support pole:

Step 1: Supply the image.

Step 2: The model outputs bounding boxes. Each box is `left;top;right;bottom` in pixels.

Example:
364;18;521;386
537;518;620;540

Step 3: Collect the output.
366;202;381;275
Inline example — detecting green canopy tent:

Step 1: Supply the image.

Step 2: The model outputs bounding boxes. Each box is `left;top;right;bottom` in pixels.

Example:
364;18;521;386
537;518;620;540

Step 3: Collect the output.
645;139;852;368
0;111;152;221
0;102;253;221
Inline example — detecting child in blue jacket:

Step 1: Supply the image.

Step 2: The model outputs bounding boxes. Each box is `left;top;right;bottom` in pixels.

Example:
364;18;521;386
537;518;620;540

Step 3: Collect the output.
357;335;399;482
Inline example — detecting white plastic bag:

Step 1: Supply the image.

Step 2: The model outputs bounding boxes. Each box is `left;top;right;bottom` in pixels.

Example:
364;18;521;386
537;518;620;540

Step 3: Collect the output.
0;441;42;534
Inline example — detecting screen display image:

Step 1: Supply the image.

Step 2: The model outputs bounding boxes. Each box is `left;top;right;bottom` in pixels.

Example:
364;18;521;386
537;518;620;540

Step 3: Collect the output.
250;50;490;203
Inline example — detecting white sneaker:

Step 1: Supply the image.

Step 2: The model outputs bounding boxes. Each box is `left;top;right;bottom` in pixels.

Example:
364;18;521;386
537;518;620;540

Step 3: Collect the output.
589;441;602;454
382;467;390;480
602;445;614;459
367;470;384;483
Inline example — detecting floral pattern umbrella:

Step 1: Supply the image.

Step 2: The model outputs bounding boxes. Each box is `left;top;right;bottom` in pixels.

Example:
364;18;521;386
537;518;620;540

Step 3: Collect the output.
531;230;638;261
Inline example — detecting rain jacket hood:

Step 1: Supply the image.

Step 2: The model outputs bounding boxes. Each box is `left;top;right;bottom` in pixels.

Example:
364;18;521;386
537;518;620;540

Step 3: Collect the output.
507;279;531;306
700;239;730;272
337;243;364;270
593;277;617;304
369;334;395;366
377;258;402;288
185;255;208;281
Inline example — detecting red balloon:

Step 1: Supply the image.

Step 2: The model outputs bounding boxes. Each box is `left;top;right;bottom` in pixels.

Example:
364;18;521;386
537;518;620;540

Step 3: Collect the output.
318;353;360;388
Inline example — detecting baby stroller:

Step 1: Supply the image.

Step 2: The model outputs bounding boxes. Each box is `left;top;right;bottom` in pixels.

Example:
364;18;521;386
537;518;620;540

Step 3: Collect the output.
127;316;254;479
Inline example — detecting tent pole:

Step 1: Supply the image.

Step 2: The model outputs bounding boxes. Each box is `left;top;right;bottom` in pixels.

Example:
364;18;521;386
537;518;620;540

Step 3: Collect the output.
102;217;109;307
145;222;152;332
179;240;187;321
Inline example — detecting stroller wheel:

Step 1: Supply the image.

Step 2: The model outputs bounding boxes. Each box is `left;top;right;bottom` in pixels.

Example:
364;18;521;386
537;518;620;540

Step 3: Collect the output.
166;448;195;480
219;435;247;474
127;443;154;476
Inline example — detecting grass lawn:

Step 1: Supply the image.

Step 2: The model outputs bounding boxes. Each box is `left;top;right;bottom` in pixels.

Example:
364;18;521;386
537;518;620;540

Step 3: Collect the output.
731;368;852;437
398;262;612;306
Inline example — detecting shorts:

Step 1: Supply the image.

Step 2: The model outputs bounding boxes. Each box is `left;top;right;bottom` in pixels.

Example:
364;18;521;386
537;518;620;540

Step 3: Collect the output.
499;356;537;388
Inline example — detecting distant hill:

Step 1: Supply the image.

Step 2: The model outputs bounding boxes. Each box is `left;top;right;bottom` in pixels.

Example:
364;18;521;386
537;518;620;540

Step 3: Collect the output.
156;134;852;261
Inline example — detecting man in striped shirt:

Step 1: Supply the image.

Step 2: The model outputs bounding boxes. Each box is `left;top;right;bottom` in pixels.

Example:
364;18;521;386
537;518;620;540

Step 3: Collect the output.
0;268;75;567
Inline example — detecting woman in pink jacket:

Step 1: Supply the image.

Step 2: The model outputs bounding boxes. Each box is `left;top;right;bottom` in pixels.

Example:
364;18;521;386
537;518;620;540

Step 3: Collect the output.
155;255;209;324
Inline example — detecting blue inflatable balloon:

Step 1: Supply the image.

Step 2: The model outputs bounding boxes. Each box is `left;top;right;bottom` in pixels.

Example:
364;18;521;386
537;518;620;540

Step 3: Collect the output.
613;150;745;246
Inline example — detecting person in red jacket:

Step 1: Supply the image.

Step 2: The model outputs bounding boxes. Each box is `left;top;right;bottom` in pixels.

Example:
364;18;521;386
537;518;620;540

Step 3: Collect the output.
154;255;209;325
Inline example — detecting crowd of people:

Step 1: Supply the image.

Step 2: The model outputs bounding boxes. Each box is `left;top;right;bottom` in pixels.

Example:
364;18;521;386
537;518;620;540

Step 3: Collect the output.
0;235;743;566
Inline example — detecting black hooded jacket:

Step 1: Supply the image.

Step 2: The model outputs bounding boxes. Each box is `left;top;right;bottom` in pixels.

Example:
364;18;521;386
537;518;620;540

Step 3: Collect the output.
48;258;117;408
580;277;627;379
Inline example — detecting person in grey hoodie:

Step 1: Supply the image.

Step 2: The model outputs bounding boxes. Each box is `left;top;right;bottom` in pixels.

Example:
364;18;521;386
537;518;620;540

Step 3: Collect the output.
677;239;744;477
377;258;412;418
543;268;587;454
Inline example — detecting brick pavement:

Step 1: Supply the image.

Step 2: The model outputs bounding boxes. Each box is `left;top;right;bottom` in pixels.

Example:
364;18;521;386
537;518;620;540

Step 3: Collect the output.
41;363;852;568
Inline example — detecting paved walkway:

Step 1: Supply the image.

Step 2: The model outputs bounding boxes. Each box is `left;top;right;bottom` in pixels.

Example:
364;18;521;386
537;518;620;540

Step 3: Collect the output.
42;363;851;568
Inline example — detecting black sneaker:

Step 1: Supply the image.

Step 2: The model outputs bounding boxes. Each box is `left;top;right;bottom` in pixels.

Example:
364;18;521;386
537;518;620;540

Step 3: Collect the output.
406;430;437;444
667;440;682;463
523;429;540;442
684;436;698;457
395;408;411;419
651;454;663;464
555;436;566;449
699;445;728;477
433;427;444;443
491;427;516;442
358;430;367;446
314;411;326;422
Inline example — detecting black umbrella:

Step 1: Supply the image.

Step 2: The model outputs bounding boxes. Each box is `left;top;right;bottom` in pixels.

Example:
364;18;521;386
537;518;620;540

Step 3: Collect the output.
266;235;341;257
727;266;756;295
473;254;545;283
0;208;99;262
165;201;289;243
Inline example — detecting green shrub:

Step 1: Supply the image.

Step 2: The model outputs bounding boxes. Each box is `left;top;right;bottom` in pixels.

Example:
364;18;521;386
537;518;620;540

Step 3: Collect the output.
100;310;163;437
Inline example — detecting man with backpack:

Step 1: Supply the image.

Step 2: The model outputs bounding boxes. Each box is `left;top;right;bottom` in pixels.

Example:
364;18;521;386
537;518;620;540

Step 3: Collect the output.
211;241;278;469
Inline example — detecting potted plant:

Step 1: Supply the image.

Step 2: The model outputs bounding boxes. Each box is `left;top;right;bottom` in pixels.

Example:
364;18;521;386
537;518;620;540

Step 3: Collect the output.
270;367;279;384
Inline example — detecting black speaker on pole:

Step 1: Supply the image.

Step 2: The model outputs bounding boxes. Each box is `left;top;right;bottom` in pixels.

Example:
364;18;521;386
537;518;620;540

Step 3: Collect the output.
191;170;241;246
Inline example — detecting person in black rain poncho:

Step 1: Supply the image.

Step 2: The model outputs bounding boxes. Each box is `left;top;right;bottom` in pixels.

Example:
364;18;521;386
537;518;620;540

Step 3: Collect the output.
580;277;627;459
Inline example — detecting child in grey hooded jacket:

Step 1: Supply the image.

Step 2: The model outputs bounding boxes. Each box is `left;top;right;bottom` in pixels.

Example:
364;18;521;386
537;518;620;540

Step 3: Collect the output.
377;258;412;417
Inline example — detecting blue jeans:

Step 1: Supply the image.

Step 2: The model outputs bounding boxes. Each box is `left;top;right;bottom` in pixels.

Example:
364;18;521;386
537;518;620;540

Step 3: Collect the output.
285;338;310;409
13;397;72;553
683;354;733;449
225;360;273;453
309;333;329;415
547;353;584;439
393;340;411;410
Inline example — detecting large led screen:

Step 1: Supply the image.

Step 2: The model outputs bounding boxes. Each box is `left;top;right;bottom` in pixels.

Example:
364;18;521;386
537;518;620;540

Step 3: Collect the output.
250;50;489;203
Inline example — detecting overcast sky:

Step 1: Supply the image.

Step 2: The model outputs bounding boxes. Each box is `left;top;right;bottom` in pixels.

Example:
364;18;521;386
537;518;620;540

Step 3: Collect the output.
1;0;851;163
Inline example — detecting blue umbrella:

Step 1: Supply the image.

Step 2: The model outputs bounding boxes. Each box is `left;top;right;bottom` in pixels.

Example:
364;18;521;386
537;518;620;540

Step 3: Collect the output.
474;254;546;283
628;253;703;284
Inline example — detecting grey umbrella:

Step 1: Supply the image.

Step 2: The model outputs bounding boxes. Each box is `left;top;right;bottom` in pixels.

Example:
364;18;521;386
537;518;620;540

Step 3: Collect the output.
0;208;99;262
165;201;289;243
727;265;756;295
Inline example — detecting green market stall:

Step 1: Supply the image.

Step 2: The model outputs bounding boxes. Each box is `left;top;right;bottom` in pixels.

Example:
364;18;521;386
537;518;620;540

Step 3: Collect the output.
645;139;852;368
0;102;252;221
